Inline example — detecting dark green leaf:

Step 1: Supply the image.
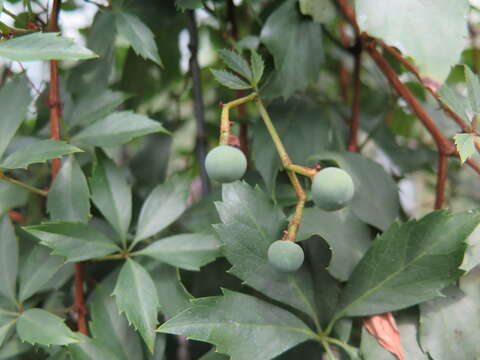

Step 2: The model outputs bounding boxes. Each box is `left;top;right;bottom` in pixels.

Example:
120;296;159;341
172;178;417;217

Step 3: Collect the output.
0;76;31;160
0;140;82;169
0;216;17;303
23;222;120;262
210;69;252;90
113;259;159;352
67;90;129;128
298;208;372;281
18;245;64;302
419;286;480;359
299;0;336;24
149;263;193;318
0;33;98;61
90;154;131;244
175;0;203;10
158;289;317;360
333;211;480;319
215;182;319;323
137;233;221;271
355;0;468;83
218;49;252;82
116;12;162;67
16;309;79;346
465;66;480;114
73;111;167;147
454;133;477;164
260;0;323;99
250;49;264;86
68;334;119;360
89;275;142;360
0;182;28;216
133;175;190;246
47;156;90;223
309;152;400;231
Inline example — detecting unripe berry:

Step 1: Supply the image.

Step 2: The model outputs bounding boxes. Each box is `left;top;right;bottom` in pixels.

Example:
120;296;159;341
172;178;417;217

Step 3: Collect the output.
312;167;354;211
267;240;304;272
205;145;247;183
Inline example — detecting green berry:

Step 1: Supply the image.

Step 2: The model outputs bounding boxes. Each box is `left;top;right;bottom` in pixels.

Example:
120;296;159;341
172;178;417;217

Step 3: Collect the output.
205;145;247;183
267;240;304;272
312;167;354;211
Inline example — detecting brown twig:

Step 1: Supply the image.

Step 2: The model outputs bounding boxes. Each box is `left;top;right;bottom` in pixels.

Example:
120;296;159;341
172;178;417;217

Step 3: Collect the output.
8;210;26;223
186;10;210;196
434;153;448;209
48;0;88;336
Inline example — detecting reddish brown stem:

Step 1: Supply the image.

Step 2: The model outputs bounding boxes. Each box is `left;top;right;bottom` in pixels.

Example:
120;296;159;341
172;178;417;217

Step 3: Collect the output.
434;153;448;209
48;0;88;336
74;262;88;335
335;0;360;36
8;210;25;223
348;42;362;152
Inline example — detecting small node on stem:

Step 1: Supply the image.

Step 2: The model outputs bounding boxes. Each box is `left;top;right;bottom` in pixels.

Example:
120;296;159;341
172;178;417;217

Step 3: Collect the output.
267;240;304;272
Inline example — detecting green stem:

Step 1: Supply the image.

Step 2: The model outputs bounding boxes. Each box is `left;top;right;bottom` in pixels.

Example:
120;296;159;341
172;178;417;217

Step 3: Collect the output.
321;339;337;360
0;308;20;316
91;253;127;262
324;337;358;356
219;93;257;145
0;171;47;197
2;8;18;20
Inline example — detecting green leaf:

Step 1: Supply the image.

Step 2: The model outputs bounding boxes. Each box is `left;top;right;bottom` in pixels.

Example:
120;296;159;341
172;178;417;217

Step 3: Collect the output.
210;69;252;90
0;336;30;358
149;335;167;360
0;319;15;349
199;350;229;360
454;133;477;164
67;90;129;128
175;0;203;10
0;33;98;61
137;233;221;271
68;334;119;360
23;222;120;262
116;12;162;67
437;85;470;123
250;49;264;86
133;175;190;246
218;49;252;82
47;156;90;223
158;289;317;360
355;0;468;84
460;224;480;272
309;152;400;231
72;111;167;147
215;182;319;323
0;216;17;303
89;275;143;360
0;140;82;169
419;286;480;359
297;208;372;281
0;76;31;159
149;263;193;318
260;0;323;99
16;309;79;346
0;181;28;216
465;66;480;115
90;153;131;244
113;259;159;352
18;245;64;302
333;210;480;319
299;0;336;24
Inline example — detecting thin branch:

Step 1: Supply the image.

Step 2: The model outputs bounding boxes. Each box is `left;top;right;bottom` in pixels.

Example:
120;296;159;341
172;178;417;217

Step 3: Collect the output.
186;10;210;196
434;153;448;209
0;171;48;196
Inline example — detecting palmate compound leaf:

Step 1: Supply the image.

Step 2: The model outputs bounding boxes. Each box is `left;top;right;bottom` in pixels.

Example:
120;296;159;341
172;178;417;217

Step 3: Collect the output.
218;49;252;83
16;309;80;346
113;259;160;353
214;181;320;325
158;289;317;360
332;210;480;321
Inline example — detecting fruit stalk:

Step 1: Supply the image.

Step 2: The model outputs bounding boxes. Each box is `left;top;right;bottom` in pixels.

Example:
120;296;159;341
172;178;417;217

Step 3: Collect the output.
219;93;257;145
